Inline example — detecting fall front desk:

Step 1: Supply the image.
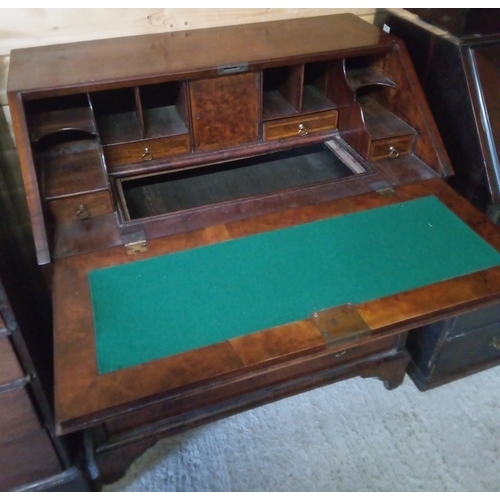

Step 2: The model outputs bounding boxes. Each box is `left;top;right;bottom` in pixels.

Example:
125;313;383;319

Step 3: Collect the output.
7;14;500;485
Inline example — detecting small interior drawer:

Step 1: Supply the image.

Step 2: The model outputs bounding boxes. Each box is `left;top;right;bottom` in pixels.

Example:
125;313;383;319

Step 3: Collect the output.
0;387;41;444
368;135;414;161
434;323;500;377
48;190;113;224
104;134;190;168
0;338;24;387
263;110;338;141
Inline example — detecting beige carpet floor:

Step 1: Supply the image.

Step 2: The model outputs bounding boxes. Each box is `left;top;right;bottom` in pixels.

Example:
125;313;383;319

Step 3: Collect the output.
104;365;500;492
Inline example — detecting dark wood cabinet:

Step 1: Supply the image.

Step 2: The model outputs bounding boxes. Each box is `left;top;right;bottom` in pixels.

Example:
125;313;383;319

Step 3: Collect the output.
407;302;500;390
6;14;500;486
377;10;500;221
376;9;500;390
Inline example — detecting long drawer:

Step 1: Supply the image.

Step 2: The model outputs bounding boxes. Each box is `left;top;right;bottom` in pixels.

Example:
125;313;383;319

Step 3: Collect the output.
0;337;24;386
0;387;41;444
0;429;62;491
104;332;402;437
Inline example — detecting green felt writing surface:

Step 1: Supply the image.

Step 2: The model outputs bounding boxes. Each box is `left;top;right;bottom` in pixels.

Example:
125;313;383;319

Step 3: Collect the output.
88;196;500;374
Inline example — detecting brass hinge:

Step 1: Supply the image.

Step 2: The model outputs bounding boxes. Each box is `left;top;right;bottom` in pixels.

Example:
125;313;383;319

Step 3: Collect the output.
311;303;371;348
370;180;396;198
122;230;148;255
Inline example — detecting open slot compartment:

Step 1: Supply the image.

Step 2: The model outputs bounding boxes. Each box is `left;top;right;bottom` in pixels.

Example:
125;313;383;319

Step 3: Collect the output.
25;94;108;201
116;139;370;221
91;87;143;145
302;60;341;114
262;65;303;120
262;60;342;120
26;93;96;143
339;53;417;161
139;81;189;139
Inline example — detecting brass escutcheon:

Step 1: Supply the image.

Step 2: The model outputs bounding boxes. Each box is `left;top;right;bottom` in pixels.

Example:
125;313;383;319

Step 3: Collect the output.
142;148;153;161
388;146;400;159
76;204;90;220
298;124;309;137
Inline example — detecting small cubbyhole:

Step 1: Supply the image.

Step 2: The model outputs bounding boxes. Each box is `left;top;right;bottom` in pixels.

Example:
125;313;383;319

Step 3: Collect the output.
91;88;142;145
302;61;338;113
139;81;189;139
26;94;96;143
356;87;415;141
344;55;396;92
35;130;107;200
262;65;303;120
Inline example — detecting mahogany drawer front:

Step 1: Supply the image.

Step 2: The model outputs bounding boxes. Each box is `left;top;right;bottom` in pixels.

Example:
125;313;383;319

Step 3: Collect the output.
0;387;41;444
0;429;62;491
368;134;414;161
0;337;24;386
263;110;338;142
48;191;113;225
104;135;190;168
434;323;500;377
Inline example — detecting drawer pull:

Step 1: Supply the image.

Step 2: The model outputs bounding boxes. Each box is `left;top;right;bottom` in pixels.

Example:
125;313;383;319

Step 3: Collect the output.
490;337;500;350
76;204;90;220
298;124;309;137
388;146;400;159
335;350;347;358
142;148;153;161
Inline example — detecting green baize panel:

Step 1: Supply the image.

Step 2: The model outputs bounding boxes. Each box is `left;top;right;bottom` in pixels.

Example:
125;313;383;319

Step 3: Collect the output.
88;196;500;374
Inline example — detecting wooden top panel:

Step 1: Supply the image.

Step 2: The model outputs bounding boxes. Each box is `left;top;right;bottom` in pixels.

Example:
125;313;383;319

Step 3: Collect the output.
7;14;393;95
52;178;500;434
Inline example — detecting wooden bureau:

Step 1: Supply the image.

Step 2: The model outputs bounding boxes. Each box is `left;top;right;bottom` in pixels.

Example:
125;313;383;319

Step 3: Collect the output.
6;14;500;485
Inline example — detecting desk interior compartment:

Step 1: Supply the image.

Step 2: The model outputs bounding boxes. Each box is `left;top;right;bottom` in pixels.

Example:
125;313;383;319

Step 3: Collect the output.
139;81;190;140
341;52;418;161
263;60;341;121
25;95;108;201
118;140;368;220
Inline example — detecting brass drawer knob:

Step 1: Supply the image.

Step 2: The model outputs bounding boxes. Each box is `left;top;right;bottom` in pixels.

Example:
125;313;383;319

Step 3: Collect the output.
388;146;400;159
76;204;90;220
142;148;153;161
298;124;309;137
490;337;500;350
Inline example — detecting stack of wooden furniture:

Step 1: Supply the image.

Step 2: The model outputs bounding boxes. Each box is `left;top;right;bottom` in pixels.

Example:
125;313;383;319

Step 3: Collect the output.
377;9;500;390
0;107;88;491
5;14;500;486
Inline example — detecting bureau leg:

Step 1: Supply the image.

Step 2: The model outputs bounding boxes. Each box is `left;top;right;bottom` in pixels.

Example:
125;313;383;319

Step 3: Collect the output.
359;349;410;391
